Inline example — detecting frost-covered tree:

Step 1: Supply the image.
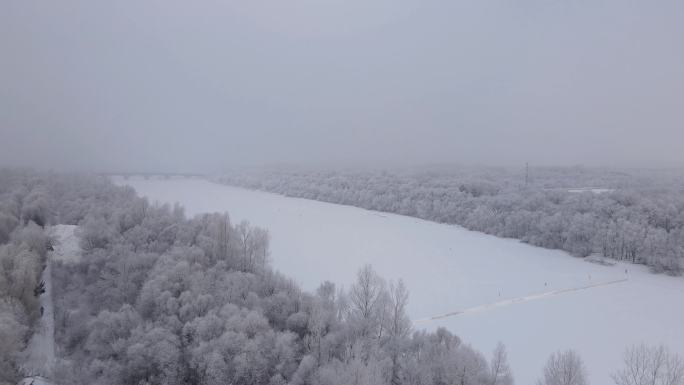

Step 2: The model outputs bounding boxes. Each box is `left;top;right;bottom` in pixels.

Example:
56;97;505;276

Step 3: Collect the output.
490;342;514;385
612;344;684;385
385;279;411;385
0;298;29;384
78;214;117;251
349;264;386;341
20;188;49;227
0;212;18;244
537;350;588;385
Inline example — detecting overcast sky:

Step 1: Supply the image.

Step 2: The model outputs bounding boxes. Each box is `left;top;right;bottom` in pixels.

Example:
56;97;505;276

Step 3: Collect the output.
1;0;683;172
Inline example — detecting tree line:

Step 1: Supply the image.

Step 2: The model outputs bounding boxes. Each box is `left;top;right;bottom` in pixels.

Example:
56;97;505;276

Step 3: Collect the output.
0;170;55;383
216;166;684;275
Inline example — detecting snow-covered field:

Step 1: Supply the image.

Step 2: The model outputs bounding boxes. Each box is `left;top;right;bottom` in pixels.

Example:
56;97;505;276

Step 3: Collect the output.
116;177;684;385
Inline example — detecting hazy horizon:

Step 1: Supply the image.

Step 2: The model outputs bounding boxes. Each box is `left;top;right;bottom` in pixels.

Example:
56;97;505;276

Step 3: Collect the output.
2;0;683;172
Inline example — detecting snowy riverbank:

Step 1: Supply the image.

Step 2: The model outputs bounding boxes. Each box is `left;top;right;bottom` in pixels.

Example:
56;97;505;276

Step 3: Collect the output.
116;177;684;385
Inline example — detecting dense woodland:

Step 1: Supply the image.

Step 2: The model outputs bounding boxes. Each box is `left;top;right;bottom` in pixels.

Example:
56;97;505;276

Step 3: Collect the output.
0;170;53;384
216;166;684;275
1;169;683;385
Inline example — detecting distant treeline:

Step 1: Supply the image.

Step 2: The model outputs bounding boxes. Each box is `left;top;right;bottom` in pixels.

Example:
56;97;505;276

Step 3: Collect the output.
216;166;684;275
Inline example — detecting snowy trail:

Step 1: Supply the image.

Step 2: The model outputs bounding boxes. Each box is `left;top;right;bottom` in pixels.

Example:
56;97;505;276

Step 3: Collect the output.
415;278;629;324
19;259;56;380
19;225;77;385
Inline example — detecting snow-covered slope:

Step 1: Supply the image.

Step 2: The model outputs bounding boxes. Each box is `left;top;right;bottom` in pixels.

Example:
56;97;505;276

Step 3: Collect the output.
116;177;684;385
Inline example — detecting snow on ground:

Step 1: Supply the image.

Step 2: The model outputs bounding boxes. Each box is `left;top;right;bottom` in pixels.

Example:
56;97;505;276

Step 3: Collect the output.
18;376;52;385
19;252;55;381
115;176;684;385
19;225;79;385
48;224;81;264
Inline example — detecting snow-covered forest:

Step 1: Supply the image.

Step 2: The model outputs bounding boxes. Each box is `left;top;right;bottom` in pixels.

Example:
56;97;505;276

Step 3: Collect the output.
216;166;684;275
2;170;683;385
0;170;514;385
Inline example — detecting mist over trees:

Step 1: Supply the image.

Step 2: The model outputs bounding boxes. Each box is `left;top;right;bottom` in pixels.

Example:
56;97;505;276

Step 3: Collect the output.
217;166;684;275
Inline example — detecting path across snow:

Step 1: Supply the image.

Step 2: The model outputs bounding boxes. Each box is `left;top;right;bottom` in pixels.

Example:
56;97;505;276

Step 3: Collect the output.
415;277;629;323
19;225;78;385
18;376;53;385
19;253;55;380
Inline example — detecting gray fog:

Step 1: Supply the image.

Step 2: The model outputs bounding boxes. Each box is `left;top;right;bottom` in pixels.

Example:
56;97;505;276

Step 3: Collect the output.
1;0;683;172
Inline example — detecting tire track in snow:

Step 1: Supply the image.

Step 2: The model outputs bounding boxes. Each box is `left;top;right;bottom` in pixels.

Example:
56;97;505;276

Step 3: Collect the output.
414;278;629;324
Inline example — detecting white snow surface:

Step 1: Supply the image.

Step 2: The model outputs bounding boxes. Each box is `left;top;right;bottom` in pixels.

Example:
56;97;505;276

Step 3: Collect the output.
20;251;56;381
115;177;684;385
18;377;52;385
48;225;81;264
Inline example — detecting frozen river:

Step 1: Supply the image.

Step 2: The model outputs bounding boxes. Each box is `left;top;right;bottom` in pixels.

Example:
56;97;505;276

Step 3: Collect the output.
116;177;684;385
